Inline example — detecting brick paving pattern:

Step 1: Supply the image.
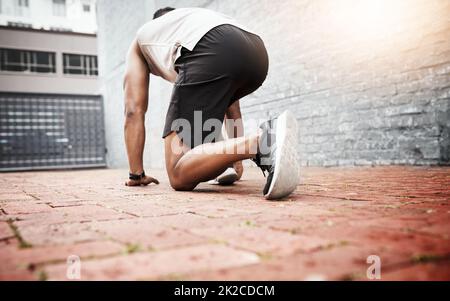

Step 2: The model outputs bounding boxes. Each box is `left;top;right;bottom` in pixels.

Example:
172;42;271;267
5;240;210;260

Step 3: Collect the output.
0;167;449;280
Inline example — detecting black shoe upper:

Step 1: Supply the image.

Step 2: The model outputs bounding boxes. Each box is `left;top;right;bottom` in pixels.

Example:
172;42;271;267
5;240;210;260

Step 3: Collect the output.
252;118;277;180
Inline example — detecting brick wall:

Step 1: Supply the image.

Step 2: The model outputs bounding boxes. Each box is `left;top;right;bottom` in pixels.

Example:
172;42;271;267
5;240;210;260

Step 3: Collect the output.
97;0;450;168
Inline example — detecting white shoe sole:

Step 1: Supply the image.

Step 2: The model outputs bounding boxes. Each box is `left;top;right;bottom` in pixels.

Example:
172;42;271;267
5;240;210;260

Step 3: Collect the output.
264;111;300;200
208;168;238;185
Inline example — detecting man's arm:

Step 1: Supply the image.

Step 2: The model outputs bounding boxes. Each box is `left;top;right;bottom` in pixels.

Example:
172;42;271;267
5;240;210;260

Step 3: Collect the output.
123;39;159;186
224;100;244;179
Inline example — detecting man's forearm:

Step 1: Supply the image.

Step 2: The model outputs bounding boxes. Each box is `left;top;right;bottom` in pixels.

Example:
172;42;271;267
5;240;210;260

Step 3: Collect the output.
124;111;146;174
224;100;244;179
225;100;244;138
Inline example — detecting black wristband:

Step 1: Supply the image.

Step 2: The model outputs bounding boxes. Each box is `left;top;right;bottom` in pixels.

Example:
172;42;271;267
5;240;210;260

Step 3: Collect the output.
129;171;145;180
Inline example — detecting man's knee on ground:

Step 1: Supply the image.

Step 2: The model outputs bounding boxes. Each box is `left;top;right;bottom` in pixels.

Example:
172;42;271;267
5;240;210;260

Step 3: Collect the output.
168;173;196;191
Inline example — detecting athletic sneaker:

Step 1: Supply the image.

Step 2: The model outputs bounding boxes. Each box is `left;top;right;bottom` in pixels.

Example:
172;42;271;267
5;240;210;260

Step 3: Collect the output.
207;167;239;185
252;111;300;199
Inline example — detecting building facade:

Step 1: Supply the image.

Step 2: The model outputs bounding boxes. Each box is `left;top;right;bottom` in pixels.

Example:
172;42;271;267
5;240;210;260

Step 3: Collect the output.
97;0;450;168
0;0;97;33
0;0;104;171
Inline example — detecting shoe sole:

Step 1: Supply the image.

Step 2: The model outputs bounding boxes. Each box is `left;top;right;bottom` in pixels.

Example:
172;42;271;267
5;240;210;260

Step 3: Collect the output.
208;168;238;185
264;111;300;200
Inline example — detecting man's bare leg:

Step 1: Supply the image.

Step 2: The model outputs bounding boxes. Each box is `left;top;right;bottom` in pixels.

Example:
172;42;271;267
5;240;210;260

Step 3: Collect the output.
164;131;260;191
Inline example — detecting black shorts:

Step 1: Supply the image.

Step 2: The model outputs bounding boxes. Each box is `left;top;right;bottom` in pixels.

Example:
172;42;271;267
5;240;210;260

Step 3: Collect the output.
162;24;269;148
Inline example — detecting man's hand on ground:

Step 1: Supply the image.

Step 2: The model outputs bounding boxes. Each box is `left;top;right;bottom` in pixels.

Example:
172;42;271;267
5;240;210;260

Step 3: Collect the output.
125;175;160;186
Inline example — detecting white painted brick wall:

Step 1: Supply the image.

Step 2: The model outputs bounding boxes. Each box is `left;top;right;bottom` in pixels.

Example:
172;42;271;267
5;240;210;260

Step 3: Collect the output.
97;0;450;168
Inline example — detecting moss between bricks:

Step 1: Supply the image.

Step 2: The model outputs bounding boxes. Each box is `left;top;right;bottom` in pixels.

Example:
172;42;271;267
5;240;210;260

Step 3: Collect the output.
257;252;273;261
38;270;48;281
6;219;32;249
317;240;350;251
340;272;365;281
125;243;141;254
411;253;446;264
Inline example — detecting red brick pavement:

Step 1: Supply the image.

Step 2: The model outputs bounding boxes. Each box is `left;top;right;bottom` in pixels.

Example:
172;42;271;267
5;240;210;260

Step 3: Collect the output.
0;166;449;280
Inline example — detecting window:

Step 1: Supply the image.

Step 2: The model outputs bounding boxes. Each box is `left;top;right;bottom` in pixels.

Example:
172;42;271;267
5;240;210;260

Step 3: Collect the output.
50;26;72;32
63;54;98;76
7;21;32;28
82;4;90;12
52;0;66;17
14;0;30;16
0;48;56;74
